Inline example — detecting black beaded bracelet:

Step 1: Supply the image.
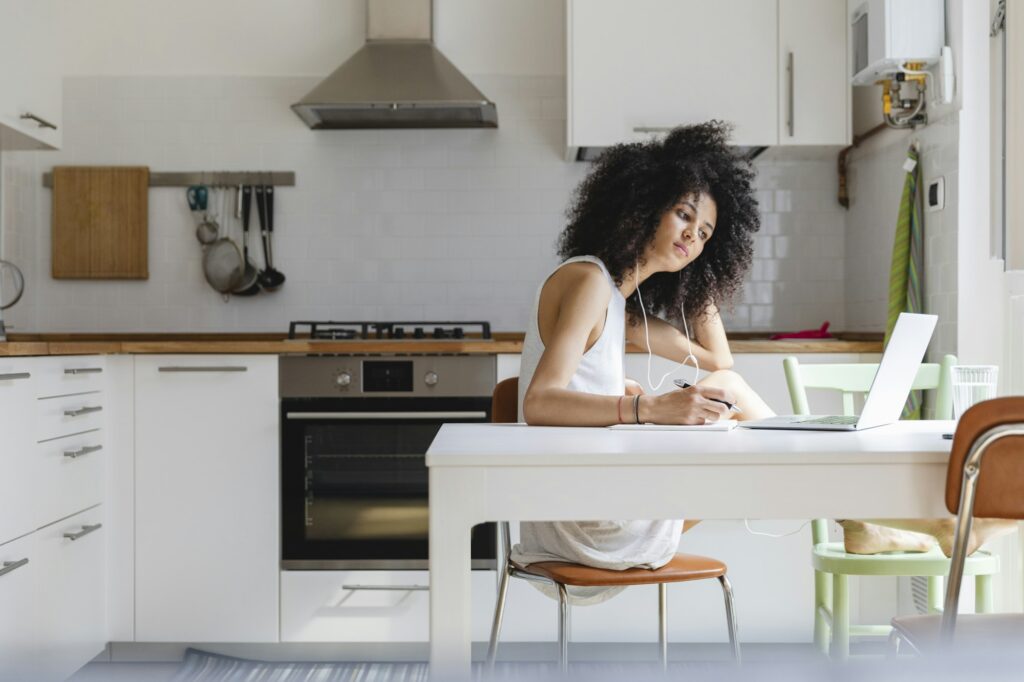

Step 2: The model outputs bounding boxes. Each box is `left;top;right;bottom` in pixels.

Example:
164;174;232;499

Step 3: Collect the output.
633;394;641;424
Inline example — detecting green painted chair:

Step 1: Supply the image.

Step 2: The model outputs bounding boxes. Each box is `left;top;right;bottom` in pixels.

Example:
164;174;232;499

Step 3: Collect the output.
783;355;1000;660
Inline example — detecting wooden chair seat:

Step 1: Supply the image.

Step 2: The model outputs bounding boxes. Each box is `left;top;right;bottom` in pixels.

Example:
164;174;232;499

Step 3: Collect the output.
515;553;727;587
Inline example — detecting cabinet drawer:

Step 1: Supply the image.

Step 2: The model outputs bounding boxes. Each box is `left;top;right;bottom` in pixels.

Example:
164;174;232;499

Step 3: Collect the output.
37;430;104;526
36;391;104;441
0;532;41;681
33;358;106;399
35;508;107;682
0;361;37;544
281;570;496;643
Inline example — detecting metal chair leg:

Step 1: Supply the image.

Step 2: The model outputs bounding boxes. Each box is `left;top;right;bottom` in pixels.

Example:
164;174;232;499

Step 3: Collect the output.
718;575;741;664
658;583;668;671
486;565;512;670
887;629;903;658
557;583;570;674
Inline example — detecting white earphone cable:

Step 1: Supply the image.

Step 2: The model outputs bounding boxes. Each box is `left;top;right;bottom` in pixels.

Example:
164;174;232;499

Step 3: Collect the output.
743;519;812;538
635;260;700;390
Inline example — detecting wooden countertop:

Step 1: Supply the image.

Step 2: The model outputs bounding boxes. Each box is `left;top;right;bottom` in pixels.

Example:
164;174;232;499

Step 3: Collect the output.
0;333;883;356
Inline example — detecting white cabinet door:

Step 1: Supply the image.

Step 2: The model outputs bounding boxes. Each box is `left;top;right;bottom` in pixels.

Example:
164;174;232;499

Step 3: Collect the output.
568;0;778;148
134;356;279;642
779;0;850;145
34;508;107;682
0;0;61;150
0;532;42;681
0;360;36;545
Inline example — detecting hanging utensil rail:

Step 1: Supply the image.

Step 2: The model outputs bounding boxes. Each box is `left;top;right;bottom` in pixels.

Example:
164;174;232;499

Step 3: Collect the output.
42;171;295;188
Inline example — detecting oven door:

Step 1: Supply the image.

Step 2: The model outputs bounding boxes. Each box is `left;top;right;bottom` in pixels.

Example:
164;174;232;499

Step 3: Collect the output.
281;397;496;569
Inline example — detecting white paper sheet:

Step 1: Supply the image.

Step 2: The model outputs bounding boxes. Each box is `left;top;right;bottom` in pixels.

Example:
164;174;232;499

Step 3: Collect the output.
608;420;738;431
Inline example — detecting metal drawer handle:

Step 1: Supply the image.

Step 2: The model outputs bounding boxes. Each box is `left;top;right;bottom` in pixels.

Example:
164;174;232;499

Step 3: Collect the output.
64;367;103;375
341;584;429;592
0;558;29;578
20;112;57;130
786;50;795;137
0;372;31;381
158;366;248;373
286;411;487;420
64;405;103;417
64;444;102;459
63;524;102;541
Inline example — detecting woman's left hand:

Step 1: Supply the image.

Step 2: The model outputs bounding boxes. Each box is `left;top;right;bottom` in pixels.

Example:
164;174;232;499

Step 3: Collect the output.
624;378;645;396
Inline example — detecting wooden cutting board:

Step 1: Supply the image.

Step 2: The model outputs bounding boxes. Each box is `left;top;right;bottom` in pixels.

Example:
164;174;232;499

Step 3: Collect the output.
52;166;149;279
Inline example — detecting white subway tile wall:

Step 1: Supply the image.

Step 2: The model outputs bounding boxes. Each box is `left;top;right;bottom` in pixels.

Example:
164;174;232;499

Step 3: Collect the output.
843;113;959;361
2;75;847;333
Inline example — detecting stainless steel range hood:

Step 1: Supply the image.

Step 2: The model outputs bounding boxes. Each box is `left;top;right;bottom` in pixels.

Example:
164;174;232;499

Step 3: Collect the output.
292;0;497;129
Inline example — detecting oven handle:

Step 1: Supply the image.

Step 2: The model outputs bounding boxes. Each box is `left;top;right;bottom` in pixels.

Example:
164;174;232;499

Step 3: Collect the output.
286;411;488;420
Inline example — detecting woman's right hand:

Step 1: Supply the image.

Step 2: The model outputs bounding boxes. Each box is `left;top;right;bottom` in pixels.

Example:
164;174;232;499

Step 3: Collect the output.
638;385;735;425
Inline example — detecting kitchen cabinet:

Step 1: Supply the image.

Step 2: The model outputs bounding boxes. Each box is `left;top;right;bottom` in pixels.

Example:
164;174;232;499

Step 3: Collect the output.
134;355;279;642
0;0;62;150
778;0;850;145
0;359;36;545
34;356;108;529
567;0;849;154
0;358;108;682
34;507;107;682
0;532;40;681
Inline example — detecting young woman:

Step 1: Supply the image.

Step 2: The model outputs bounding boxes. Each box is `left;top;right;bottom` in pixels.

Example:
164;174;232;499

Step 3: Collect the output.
508;122;772;601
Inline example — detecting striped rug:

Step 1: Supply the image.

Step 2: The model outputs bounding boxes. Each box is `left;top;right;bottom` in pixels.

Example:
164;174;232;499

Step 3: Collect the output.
170;648;730;681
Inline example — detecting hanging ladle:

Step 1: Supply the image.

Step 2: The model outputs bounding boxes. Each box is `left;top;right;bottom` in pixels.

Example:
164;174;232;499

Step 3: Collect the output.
232;185;261;297
255;184;286;291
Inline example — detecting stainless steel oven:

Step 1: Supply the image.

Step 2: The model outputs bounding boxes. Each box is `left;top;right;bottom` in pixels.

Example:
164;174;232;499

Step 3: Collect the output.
280;352;497;570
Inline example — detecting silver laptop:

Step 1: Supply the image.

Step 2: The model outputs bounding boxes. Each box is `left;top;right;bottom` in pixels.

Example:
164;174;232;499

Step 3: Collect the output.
741;312;938;431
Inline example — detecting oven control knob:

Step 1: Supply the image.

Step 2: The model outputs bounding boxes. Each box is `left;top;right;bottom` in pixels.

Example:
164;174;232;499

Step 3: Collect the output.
424;371;439;386
335;371;353;387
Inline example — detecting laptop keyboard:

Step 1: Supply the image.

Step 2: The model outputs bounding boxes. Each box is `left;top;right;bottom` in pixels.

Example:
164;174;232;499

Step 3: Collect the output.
800;415;859;426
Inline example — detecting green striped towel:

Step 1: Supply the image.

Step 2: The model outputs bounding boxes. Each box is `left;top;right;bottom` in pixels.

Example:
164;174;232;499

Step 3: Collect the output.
885;146;924;419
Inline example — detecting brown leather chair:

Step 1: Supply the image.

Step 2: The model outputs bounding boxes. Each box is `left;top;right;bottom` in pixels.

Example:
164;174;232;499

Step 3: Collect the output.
890;397;1024;654
486;377;741;672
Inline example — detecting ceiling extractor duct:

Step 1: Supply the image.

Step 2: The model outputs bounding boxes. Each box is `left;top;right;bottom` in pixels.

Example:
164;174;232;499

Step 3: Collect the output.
291;0;498;129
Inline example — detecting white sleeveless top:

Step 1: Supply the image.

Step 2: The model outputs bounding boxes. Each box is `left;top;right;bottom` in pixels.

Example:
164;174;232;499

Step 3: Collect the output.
510;256;684;605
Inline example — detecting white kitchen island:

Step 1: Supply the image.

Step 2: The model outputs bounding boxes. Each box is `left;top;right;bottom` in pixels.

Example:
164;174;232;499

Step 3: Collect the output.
426;421;954;678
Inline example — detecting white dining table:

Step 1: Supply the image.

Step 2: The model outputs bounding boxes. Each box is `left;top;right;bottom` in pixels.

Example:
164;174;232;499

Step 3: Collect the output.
426;420;954;678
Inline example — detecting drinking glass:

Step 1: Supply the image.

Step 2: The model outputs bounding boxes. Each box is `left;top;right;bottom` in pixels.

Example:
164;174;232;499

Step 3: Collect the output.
950;365;999;420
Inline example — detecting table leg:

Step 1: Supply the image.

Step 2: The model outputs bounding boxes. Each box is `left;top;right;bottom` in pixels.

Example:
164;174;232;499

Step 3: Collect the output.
429;469;479;681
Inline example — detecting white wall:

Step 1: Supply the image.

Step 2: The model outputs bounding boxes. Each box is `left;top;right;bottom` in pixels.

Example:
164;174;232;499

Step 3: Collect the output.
842;117;960;362
2;74;846;333
57;0;566;77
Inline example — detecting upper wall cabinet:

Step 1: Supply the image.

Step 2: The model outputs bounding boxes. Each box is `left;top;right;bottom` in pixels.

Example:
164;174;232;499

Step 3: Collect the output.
778;0;849;145
567;0;849;155
0;0;62;150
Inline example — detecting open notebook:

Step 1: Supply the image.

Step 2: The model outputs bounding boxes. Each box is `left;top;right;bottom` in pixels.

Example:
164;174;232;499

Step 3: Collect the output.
609;420;737;431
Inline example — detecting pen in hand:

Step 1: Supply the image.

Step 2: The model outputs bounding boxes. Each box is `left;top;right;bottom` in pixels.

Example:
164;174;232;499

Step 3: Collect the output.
673;379;743;413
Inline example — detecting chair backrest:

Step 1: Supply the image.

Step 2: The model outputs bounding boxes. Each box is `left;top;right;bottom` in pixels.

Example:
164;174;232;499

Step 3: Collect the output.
491;377;520;558
783;354;957;545
492;377;519;424
941;396;1024;639
946;396;1024;519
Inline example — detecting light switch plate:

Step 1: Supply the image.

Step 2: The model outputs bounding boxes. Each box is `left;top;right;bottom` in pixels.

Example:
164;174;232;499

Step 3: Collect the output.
926;177;945;212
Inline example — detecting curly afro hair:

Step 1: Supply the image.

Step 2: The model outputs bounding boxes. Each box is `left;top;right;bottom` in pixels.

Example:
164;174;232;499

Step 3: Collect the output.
557;120;760;327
